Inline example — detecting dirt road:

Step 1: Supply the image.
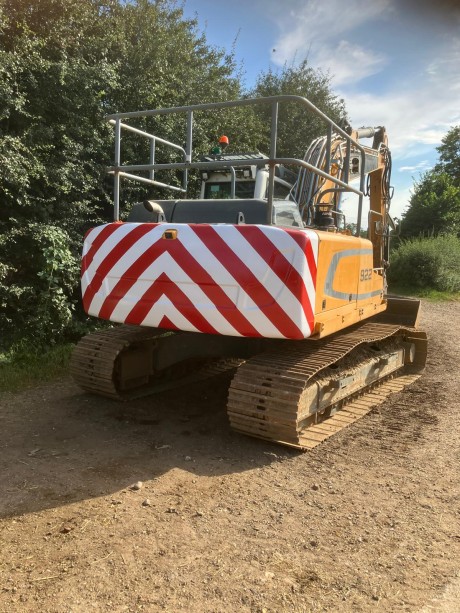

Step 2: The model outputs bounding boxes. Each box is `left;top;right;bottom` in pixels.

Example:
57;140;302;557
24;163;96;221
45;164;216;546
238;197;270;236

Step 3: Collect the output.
1;301;459;612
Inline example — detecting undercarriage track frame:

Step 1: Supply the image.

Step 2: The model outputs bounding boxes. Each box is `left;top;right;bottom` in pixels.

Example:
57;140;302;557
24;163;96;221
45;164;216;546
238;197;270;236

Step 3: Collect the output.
70;318;427;451
228;322;427;450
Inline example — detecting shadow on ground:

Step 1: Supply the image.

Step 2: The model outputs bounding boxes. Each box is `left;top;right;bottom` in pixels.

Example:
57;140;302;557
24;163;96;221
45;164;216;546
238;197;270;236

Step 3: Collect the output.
0;370;296;518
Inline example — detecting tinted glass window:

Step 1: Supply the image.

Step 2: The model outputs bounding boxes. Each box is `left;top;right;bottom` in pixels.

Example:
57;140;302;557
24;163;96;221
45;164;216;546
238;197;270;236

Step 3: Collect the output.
235;181;256;199
265;179;295;201
204;181;255;199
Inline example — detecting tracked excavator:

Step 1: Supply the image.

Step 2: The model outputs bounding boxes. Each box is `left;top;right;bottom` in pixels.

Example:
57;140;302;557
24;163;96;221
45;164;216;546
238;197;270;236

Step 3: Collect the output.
70;95;427;450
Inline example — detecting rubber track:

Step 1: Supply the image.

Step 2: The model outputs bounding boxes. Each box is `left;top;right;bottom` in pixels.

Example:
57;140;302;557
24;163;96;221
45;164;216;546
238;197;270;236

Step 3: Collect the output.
296;373;421;449
227;322;426;450
70;326;165;400
70;326;244;400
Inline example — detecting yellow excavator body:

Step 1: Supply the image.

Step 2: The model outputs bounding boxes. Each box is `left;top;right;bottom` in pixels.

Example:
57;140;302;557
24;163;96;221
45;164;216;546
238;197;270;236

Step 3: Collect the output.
313;232;386;337
70;95;427;450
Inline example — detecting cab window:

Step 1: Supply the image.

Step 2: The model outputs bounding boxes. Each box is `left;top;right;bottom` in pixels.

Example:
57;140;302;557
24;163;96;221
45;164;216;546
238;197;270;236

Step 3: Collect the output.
265;178;295;201
204;181;255;199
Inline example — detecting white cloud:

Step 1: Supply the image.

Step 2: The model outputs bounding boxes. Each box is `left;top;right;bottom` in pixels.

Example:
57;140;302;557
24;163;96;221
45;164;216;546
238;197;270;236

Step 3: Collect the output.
270;0;392;84
313;41;387;86
271;0;392;52
248;0;459;221
399;161;431;173
266;0;460;151
342;41;460;156
344;99;458;164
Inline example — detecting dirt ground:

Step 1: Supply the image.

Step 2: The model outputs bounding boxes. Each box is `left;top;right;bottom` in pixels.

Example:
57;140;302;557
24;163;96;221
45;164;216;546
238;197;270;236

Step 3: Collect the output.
1;300;459;613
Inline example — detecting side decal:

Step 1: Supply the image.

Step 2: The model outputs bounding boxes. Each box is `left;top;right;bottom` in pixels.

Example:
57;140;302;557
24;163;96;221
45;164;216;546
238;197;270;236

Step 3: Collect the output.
324;249;382;301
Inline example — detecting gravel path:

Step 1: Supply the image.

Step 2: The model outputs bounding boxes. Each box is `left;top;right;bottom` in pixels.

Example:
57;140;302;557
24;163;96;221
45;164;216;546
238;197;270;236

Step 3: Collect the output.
0;300;459;612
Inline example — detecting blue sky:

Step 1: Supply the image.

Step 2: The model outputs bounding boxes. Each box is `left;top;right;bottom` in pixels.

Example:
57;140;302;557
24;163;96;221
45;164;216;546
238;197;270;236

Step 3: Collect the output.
183;0;460;222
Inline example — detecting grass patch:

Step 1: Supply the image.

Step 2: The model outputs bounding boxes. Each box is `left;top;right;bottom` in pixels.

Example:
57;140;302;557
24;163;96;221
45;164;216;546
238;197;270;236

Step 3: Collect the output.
388;284;460;301
0;343;74;393
388;235;460;293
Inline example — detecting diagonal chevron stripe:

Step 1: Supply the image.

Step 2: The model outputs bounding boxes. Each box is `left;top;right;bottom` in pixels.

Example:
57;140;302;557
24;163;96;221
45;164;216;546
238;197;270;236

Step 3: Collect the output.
137;295;202;332
257;225;317;295
126;272;218;333
106;252;241;336
81;223;122;266
81;222;318;340
92;232;263;337
233;225;316;328
285;228;319;270
192;225;305;338
82;223;146;285
219;225;312;333
82;224;155;310
172;226;285;337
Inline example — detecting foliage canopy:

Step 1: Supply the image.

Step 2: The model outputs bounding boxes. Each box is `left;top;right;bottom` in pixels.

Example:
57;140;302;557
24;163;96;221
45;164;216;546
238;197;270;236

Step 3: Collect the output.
402;125;460;237
0;0;347;348
249;60;347;158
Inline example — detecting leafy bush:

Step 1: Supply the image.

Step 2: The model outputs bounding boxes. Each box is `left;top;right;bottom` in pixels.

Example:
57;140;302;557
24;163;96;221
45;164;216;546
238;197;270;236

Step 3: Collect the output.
0;223;79;348
388;235;460;292
0;0;349;352
401;171;460;238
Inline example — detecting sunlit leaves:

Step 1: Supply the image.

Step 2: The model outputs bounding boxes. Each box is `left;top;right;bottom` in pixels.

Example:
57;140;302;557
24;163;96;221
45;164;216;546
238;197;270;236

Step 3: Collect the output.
403;126;460;237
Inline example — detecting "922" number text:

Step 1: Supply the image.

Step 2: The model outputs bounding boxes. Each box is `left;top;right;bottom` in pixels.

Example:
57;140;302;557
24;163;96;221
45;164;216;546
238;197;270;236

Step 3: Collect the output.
360;268;372;281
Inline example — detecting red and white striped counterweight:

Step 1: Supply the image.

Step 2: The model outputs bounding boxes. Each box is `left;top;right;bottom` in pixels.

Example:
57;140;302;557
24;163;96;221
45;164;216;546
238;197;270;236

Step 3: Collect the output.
81;222;319;340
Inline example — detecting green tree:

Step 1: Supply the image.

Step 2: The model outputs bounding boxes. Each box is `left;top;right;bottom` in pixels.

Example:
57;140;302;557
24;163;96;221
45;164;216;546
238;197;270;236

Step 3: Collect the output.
0;0;120;347
402;171;460;236
0;0;249;347
437;125;460;185
0;0;262;350
248;60;348;158
105;0;260;203
0;1;350;349
0;0;119;237
0;224;79;347
402;125;460;237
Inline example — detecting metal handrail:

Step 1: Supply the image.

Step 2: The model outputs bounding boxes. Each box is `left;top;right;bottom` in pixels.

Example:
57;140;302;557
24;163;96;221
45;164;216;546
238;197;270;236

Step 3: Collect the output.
368;209;388;241
106;95;367;231
108;158;363;196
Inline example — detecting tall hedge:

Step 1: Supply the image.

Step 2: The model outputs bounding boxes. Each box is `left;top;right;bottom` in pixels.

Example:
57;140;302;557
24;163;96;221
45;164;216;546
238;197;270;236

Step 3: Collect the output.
388;235;460;292
0;0;347;349
0;0;244;348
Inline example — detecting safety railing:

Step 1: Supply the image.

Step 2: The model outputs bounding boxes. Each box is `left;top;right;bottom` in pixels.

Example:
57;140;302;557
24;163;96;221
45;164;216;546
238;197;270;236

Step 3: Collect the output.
106;95;368;232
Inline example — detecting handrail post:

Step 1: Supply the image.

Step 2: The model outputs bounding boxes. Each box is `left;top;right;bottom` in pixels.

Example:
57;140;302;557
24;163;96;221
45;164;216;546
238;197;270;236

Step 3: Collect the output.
230;167;236;198
184;110;193;192
267;101;279;223
357;148;366;236
343;138;351;185
114;118;121;221
106;96;369;220
325;124;332;175
149;138;156;182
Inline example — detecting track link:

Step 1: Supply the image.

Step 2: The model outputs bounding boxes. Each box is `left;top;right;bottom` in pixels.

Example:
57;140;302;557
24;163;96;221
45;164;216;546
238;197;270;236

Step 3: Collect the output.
70;326;165;399
227;322;427;450
70;326;244;400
